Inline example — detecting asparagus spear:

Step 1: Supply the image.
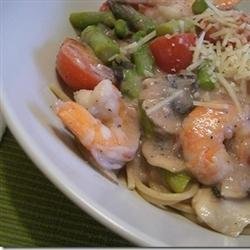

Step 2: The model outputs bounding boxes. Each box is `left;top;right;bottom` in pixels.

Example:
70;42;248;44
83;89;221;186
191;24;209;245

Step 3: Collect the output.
121;69;141;99
81;25;120;64
165;171;191;193
139;102;155;137
111;54;134;83
70;11;116;31
114;19;130;38
108;0;155;33
133;45;155;77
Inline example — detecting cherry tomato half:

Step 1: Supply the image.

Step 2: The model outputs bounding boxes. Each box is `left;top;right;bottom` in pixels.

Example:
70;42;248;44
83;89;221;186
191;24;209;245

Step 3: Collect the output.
56;39;114;90
150;33;196;74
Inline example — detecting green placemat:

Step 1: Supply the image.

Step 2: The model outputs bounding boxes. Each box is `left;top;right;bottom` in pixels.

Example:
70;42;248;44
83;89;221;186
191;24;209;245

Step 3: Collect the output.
0;129;133;247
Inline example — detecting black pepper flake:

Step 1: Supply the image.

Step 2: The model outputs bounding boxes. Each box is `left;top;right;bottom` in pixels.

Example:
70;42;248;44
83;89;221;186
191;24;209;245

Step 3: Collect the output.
212;186;221;198
210;136;213;139
117;124;122;128
108;109;112;112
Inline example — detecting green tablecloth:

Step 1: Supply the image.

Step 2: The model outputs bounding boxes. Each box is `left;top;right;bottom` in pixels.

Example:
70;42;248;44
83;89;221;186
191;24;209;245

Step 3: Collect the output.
0;129;132;247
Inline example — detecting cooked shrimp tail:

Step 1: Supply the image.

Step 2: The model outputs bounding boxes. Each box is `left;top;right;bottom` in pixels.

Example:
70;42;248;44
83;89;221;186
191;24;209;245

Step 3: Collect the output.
55;77;140;171
55;100;140;170
180;105;239;185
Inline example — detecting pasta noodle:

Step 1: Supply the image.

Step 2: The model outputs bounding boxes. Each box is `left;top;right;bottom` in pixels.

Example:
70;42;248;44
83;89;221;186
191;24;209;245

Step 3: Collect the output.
49;84;72;101
134;174;199;204
126;161;136;190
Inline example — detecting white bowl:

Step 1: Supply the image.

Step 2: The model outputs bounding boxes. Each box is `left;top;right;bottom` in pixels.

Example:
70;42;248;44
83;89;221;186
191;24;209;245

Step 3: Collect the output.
1;0;250;247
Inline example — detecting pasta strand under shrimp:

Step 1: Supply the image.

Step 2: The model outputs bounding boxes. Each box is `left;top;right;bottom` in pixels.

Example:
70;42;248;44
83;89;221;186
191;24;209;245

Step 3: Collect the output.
134;174;199;203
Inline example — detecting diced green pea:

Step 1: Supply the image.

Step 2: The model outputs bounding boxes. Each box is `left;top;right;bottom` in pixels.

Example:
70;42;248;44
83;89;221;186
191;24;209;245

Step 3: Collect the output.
165;171;191;193
114;19;129;38
156;19;195;36
156;20;179;36
192;0;208;14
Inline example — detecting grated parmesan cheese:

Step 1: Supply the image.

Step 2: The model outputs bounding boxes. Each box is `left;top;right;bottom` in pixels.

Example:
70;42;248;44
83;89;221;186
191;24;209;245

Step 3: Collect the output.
120;30;156;55
147;90;183;115
193;101;230;110
192;31;206;63
217;73;242;113
204;0;224;17
188;35;250;82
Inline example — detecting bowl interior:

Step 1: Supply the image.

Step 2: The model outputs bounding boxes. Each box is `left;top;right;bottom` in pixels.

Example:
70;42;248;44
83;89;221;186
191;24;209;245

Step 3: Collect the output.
1;0;250;247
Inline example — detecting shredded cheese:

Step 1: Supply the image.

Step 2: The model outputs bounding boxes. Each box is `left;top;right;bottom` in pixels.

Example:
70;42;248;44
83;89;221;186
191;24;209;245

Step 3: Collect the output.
217;73;242;113
188;38;250;82
147;90;183;115
204;0;224;17
120;30;156;55
192;31;206;63
108;53;119;62
193;101;230;110
240;80;248;99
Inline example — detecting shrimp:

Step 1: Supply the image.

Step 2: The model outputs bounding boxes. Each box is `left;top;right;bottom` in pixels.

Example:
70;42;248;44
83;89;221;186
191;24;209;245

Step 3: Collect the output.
217;107;250;198
117;0;241;8
116;0;241;22
139;0;194;22
55;80;140;170
213;0;241;10
180;105;239;185
233;119;250;165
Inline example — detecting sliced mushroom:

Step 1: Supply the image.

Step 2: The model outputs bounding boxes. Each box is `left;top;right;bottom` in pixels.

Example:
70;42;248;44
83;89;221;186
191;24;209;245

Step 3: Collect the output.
220;119;250;199
171;90;194;115
192;188;250;237
142;138;186;173
166;73;197;91
143;97;182;134
220;164;250;199
139;73;196;135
